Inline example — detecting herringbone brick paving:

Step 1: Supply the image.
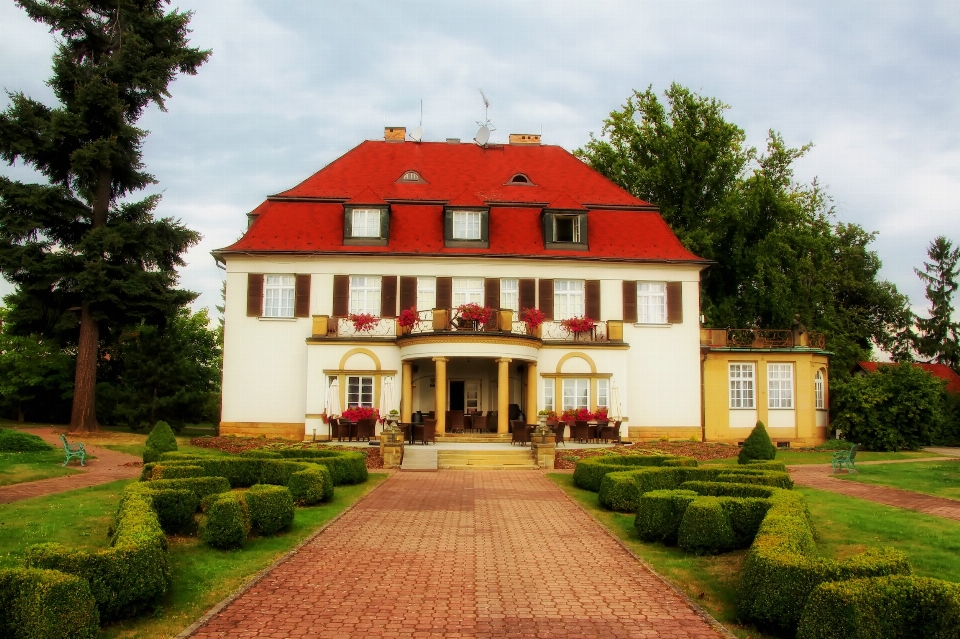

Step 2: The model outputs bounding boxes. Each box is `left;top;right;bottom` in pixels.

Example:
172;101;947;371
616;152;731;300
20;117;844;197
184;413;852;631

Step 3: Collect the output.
189;471;724;638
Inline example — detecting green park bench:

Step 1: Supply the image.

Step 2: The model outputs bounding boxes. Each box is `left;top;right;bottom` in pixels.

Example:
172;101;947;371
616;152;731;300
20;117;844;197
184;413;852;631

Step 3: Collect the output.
831;443;858;474
59;433;86;467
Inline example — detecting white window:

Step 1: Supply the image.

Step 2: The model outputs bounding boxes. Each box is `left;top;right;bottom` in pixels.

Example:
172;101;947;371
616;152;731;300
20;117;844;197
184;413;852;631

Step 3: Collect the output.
263;275;295;318
351;209;381;238
815;369;825;410
452;210;482;240
637;282;667;324
346;375;374;408
768;363;794;409
562;379;590;411
729;363;755;409
543;379;554;412
453;278;484;306
465;380;480;411
554;215;581;243
554;280;585;320
417;277;436;311
500;278;519;311
597;379;609;409
349;276;381;316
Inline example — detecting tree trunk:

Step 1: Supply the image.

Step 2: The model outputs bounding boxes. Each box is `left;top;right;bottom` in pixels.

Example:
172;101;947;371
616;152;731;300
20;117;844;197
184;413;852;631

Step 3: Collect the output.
69;170;110;434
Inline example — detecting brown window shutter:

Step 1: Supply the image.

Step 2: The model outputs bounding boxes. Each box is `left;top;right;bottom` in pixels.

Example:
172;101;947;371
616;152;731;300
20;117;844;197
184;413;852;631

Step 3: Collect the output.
622;280;637;323
247;274;263;317
585;280;600;320
519;278;536;312
380;276;397;318
400;276;417;312
484;278;500;309
436;277;452;309
539;279;554;320
294;274;311;318
332;275;349;316
667;281;683;323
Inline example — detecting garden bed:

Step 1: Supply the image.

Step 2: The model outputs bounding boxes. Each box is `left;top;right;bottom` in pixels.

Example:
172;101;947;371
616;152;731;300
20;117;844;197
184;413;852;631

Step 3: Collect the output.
189;436;384;469
555;441;739;469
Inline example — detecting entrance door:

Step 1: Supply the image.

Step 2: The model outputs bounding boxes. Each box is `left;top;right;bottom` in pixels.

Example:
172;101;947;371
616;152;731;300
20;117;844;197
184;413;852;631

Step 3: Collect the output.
449;381;465;411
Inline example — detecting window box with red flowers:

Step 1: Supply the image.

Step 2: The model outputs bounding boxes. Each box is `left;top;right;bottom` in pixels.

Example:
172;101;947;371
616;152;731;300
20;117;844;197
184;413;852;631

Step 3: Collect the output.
520;307;546;337
454;303;493;331
560;316;596;339
348;313;379;333
341;406;379;422
397;307;418;335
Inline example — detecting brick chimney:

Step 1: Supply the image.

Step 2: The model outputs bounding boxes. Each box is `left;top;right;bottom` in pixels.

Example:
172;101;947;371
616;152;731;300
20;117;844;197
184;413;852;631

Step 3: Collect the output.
384;126;406;142
509;133;541;146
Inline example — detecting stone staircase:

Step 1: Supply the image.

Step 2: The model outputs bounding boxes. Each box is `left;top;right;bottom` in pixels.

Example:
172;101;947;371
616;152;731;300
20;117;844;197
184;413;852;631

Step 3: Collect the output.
434;433;513;444
399;446;438;471
437;448;539;470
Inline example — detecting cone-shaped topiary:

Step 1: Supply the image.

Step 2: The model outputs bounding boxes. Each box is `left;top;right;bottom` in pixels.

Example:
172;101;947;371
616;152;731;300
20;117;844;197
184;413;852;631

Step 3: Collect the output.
143;421;178;463
738;421;777;464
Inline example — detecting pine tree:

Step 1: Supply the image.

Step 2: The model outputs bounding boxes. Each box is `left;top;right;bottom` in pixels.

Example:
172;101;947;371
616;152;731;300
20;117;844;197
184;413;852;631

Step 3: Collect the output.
914;236;960;371
0;1;209;432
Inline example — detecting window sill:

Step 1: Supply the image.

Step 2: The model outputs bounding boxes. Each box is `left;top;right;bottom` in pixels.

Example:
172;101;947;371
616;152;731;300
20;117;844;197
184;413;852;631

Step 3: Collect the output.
728;407;757;411
544;242;588;251
767;407;795;411
343;237;389;246
258;316;298;321
632;322;670;328
444;239;489;248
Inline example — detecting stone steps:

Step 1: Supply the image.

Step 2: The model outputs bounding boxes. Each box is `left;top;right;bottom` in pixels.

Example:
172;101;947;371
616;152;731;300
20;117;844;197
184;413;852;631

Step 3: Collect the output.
400;446;438;471
435;433;513;444
437;448;539;470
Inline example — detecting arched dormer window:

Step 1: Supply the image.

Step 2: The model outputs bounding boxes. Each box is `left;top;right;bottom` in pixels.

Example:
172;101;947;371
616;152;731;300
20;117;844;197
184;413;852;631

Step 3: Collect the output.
507;173;534;185
397;170;426;183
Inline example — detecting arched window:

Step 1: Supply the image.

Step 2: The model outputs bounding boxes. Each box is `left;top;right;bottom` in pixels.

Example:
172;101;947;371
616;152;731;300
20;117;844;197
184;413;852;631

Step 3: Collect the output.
397;170;425;183
814;369;825;409
507;173;533;185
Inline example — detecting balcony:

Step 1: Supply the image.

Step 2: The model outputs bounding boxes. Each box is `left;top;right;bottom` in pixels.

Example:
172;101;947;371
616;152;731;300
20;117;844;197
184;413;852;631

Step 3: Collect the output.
700;328;826;350
311;310;622;344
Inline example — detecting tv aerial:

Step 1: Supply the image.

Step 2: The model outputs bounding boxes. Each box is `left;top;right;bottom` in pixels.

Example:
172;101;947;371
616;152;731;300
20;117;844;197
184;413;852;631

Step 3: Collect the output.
474;89;496;147
409;99;424;142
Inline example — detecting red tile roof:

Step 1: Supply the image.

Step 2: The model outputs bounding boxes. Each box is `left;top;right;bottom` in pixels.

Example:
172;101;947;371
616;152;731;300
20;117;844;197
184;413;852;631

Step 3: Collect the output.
219;140;705;263
855;361;960;394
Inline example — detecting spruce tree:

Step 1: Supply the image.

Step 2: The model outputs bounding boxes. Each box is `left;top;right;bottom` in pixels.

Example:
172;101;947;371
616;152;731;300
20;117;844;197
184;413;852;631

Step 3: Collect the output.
914;236;960;371
0;1;209;432
738;421;777;464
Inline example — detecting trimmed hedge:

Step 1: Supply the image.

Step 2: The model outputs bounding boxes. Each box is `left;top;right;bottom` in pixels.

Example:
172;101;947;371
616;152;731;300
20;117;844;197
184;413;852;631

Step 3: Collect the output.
744;459;787;472
635;489;698;544
24;490;170;621
573;454;697;492
0;568;99;639
245;485;295;535
143;421;177;463
738;421;776;464
240;448;368;485
288;468;334;505
150;464;205;480
797;575;960;639
596;466;793;512
738;492;911;635
201;492;249;549
0;428;52;452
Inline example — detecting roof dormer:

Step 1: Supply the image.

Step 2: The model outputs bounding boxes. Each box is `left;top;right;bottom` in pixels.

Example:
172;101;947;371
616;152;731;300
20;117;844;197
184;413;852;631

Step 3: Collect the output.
506;173;534;186
397;170;426;184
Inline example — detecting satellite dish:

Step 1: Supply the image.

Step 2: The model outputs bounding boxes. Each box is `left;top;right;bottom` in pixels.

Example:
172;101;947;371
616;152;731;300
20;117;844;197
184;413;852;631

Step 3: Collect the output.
410;125;424;142
475;125;490;146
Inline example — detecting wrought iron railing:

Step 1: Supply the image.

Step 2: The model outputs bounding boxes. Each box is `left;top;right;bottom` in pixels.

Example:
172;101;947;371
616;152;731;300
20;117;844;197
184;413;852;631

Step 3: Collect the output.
335;317;397;338
700;328;826;349
541;320;609;342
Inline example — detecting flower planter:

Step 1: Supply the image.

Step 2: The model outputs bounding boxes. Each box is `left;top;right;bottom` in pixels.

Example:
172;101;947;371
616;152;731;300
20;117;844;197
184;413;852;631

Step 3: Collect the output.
498;309;513;333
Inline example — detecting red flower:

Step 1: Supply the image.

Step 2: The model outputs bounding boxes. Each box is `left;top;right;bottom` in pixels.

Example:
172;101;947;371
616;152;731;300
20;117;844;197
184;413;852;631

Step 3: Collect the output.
349;313;379;332
560;316;596;335
341;406;380;422
520;307;546;329
397;307;419;328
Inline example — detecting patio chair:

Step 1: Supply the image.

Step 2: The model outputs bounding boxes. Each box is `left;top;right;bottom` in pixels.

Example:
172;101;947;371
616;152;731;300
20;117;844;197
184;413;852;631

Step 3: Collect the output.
511;420;530;446
570;421;590;443
600;420;621;445
487;411;498;432
552;421;566;446
471;413;488;433
334;419;352;442
447;410;465;433
420;418;437;444
355;418;376;442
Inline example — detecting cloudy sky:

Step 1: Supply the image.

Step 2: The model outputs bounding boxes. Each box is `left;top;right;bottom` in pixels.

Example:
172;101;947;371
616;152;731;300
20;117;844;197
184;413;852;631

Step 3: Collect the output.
1;0;958;320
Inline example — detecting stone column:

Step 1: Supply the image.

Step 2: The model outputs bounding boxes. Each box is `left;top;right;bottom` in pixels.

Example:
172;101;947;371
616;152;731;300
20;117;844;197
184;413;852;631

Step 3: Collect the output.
497;357;512;434
401;360;413;423
433;357;448;433
526;362;538;424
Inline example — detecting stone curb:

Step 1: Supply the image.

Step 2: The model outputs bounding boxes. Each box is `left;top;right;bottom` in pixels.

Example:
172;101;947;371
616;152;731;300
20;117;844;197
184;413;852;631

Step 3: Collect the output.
546;475;738;639
174;473;393;639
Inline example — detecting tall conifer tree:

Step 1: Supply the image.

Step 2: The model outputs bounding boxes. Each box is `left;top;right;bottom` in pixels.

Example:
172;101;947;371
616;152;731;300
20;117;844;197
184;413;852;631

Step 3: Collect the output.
915;236;960;370
0;1;209;432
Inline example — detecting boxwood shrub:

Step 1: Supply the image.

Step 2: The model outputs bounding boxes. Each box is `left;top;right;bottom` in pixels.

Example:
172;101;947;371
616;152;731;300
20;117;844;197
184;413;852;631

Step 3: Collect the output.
201;493;249;549
738;492;911;635
24;491;170;621
635;489;698;544
0;428;52;452
573;455;697;492
150;464;205;480
288;467;334;505
0;568;99;639
142;421;177;463
245;485;295;535
796;575;960;639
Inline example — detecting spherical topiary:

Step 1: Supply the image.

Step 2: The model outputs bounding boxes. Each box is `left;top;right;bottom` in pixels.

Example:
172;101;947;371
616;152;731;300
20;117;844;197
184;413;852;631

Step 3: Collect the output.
143;421;178;463
738;421;777;464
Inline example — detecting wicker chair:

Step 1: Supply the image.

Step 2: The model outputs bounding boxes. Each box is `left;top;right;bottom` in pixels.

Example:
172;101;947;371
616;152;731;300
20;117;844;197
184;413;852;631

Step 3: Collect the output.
600;420;622;444
447;410;465;433
355;418;376;442
552;421;566;446
511;420;530;446
471;413;488;433
487;411;498;432
334;419;352;442
419;418;437;444
570;420;590;443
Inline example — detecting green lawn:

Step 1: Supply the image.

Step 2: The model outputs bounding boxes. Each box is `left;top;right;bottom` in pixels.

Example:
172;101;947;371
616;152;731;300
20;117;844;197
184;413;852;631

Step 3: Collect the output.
98;439;230;459
831;460;960;501
0;473;390;638
547;473;960;639
0;449;83;487
702;449;940;466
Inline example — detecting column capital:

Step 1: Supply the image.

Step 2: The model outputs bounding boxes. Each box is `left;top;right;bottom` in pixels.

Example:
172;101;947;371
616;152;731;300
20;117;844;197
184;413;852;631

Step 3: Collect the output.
432;357;449;363
496;357;513;364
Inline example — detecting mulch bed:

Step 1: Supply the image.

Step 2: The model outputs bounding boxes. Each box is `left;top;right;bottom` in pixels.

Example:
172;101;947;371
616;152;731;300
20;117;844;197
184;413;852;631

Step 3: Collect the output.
189;436;383;469
554;441;740;470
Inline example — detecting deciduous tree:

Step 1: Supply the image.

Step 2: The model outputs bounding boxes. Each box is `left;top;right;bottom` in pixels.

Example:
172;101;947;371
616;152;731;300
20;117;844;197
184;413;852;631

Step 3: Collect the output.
0;0;209;432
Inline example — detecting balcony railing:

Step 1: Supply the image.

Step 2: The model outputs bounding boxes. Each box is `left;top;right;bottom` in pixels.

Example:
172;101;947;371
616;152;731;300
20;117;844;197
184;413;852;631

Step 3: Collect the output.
700;328;826;350
315;310;621;343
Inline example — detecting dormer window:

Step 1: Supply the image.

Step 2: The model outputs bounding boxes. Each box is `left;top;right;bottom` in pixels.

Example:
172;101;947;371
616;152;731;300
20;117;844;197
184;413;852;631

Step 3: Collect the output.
554;215;580;243
543;210;588;250
507;173;533;185
343;206;389;246
443;208;489;248
398;170;426;183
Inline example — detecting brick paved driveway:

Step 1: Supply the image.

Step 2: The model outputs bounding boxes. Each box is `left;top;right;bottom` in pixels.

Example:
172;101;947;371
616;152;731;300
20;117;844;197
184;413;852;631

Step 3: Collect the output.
188;471;724;639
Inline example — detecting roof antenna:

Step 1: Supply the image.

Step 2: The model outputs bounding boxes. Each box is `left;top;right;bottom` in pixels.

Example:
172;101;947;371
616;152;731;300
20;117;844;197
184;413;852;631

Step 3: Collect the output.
474;89;495;147
410;99;424;142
